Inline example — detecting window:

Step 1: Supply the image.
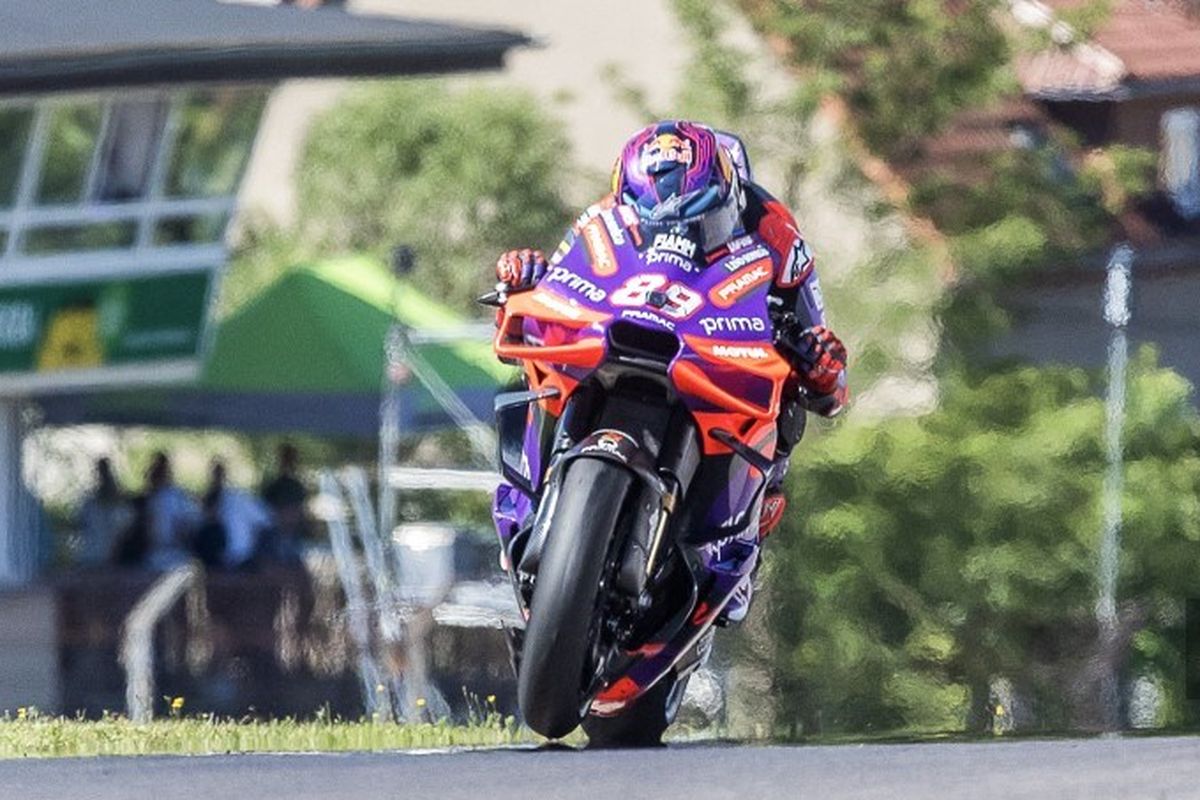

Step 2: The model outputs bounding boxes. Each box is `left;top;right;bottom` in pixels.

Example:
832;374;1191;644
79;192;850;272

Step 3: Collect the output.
36;102;103;205
166;88;267;198
1161;107;1200;219
94;98;168;202
0;108;33;209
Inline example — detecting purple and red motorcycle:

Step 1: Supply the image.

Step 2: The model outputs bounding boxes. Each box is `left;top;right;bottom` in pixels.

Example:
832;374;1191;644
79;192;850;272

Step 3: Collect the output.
485;206;809;746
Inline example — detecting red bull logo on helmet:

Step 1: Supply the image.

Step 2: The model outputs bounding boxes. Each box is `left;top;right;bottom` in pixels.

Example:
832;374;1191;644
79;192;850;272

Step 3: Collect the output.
641;133;694;171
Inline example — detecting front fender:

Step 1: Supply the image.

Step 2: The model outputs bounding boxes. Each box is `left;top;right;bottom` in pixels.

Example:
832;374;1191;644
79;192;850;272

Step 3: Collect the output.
556;429;669;498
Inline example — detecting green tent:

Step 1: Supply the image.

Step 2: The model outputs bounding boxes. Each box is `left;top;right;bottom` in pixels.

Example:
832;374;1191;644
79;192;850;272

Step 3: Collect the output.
38;256;510;436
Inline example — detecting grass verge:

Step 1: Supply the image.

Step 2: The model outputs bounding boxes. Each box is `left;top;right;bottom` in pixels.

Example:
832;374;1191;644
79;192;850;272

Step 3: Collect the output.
0;712;536;759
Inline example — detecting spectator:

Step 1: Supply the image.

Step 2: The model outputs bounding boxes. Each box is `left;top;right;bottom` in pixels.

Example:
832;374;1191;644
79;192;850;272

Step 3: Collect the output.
77;457;133;566
207;459;272;570
259;443;309;564
192;484;228;569
145;452;200;570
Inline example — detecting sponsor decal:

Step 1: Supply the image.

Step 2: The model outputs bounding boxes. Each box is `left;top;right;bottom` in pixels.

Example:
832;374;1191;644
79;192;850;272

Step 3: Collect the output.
532;289;583;320
580;429;636;463
709;261;772;308
545;266;607;303
725;234;755;254
582;218;617;277
781;236;814;286
651;232;697;259
641;133;693;170
711;344;770;360
620;308;676;331
804;274;826;318
698;316;767;337
646;250;697;272
601;209;627;247
722;244;772;273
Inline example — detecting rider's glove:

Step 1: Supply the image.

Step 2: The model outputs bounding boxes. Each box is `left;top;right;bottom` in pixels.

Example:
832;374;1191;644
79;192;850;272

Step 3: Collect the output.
495;248;549;290
775;323;847;401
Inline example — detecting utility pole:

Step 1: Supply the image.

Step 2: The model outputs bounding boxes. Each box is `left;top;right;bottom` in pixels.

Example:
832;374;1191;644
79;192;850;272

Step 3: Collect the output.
378;246;416;545
1097;243;1133;731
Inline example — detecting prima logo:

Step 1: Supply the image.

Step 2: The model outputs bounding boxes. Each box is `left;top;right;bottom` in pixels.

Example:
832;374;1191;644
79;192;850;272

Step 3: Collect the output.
651;232;697;259
710;263;772;308
698;316;766;336
712;344;770;360
545;266;607;303
646;250;697;271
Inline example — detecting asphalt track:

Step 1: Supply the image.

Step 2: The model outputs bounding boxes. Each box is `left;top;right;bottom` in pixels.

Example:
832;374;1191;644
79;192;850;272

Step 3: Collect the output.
4;736;1198;799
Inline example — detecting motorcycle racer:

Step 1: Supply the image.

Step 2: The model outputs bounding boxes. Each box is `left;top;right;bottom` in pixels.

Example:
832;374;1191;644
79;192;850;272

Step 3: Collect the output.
496;121;848;543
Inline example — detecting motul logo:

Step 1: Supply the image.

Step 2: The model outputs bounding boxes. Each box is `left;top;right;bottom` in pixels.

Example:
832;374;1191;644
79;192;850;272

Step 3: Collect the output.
709;261;771;308
711;344;769;360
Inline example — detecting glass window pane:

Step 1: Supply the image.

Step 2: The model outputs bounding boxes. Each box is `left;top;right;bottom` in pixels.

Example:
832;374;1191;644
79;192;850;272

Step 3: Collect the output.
23;222;136;255
0;107;33;209
166;89;266;198
153;212;228;246
95;98;168;202
37;102;103;205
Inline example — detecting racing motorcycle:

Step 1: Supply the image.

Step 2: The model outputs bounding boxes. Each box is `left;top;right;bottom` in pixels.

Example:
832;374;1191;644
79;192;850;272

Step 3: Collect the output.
484;207;810;746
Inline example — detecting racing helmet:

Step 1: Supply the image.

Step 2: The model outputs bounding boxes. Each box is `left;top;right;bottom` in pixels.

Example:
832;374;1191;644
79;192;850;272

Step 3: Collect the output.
611;120;744;255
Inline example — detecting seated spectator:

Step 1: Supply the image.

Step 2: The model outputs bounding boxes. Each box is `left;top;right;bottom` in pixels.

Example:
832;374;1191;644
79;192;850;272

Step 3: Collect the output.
206;459;272;570
259;443;310;565
77;457;133;566
145;452;200;570
192;485;228;569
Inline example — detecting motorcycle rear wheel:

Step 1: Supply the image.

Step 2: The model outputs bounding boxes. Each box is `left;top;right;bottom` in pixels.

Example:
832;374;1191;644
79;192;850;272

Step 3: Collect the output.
517;458;634;739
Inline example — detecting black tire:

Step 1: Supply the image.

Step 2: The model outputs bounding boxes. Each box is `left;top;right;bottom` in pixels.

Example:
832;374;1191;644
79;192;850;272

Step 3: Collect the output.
582;672;688;748
518;458;633;739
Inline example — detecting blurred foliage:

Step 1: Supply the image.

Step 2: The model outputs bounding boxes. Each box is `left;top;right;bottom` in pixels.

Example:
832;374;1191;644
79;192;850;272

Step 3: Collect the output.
753;0;1011;159
911;146;1110;263
770;349;1200;734
295;80;572;313
1082;144;1159;216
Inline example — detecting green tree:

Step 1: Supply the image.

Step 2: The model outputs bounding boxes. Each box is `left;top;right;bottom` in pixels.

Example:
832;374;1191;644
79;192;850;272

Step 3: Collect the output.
760;0;1010;158
770;350;1200;734
296;80;573;312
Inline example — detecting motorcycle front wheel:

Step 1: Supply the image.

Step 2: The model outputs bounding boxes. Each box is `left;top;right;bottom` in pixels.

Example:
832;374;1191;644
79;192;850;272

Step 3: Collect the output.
517;457;634;739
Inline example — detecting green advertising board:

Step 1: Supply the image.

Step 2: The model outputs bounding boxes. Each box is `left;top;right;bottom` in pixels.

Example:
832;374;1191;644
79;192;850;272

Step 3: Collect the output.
0;272;211;382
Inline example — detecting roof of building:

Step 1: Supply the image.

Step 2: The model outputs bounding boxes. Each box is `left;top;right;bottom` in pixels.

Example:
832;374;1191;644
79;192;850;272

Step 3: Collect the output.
1016;0;1200;99
0;0;530;95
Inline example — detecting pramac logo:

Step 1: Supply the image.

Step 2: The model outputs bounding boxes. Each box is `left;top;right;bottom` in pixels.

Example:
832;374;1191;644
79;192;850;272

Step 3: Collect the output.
708;260;772;308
